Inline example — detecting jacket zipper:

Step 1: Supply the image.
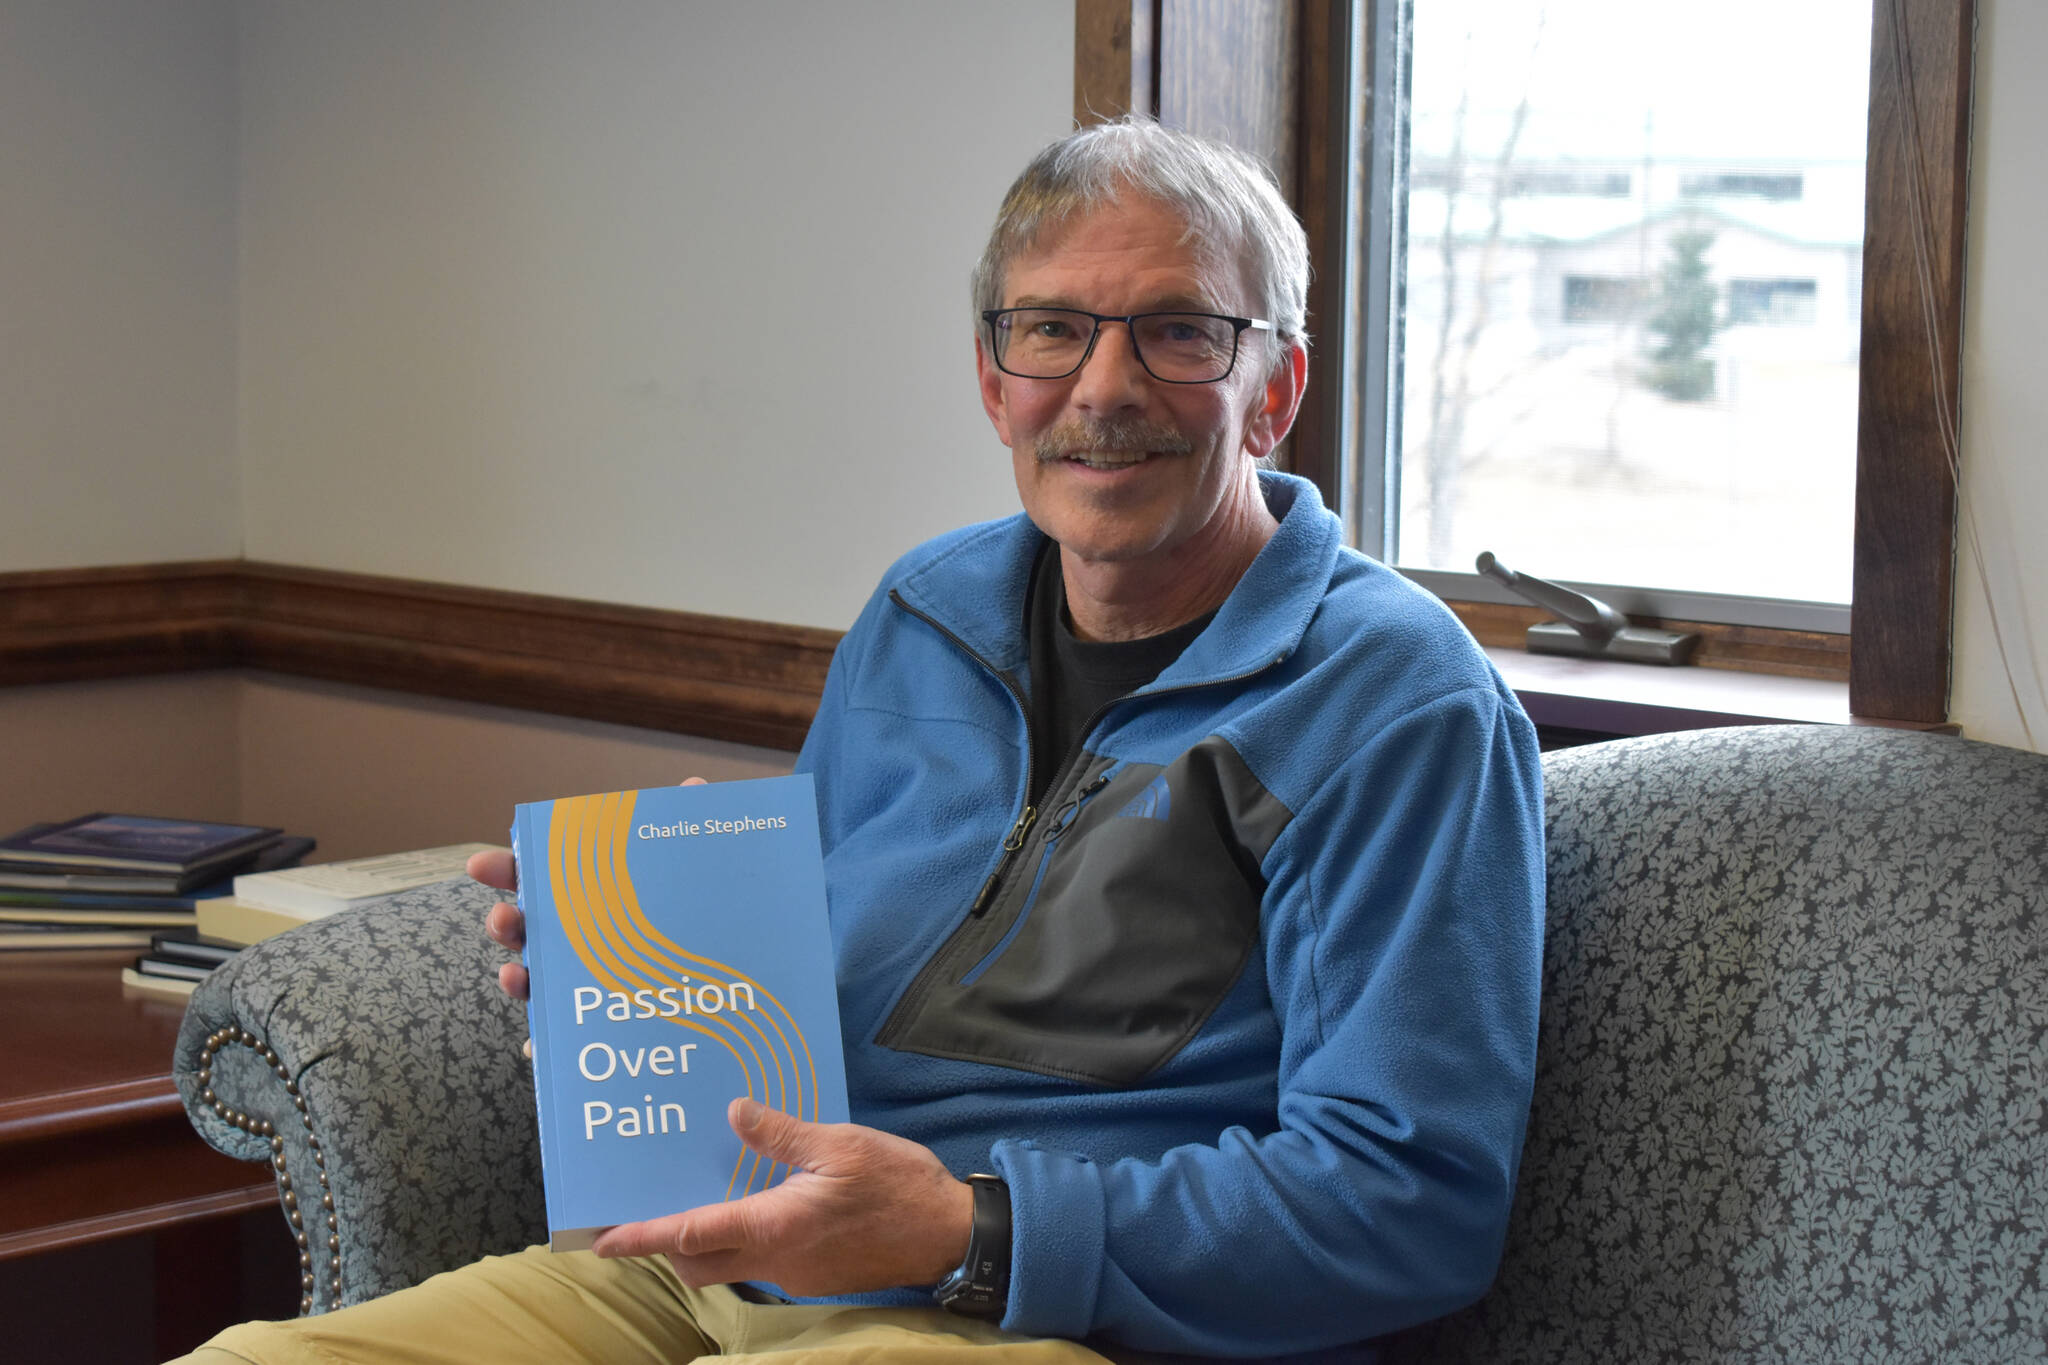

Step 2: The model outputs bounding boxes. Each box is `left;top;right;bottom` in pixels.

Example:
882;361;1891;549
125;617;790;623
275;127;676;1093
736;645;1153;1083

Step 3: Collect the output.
875;588;1291;1045
889;587;1290;900
971;806;1038;915
1050;767;1115;835
954;764;1115;988
966;756;1107;918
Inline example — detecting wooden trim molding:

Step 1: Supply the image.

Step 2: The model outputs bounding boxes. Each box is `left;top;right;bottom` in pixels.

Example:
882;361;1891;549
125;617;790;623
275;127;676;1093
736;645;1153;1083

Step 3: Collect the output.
1074;0;1158;125
0;562;840;752
1286;0;1349;498
0;561;245;685
232;564;838;752
2;561;1873;743
1849;0;1975;723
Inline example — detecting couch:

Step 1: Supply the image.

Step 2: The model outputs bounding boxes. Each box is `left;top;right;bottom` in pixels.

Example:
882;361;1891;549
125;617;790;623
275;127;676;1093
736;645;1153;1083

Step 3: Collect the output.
175;724;2048;1361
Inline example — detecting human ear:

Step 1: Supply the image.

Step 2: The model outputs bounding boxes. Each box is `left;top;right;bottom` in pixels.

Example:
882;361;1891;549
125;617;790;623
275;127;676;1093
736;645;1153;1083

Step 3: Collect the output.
976;336;1016;448
1241;341;1308;460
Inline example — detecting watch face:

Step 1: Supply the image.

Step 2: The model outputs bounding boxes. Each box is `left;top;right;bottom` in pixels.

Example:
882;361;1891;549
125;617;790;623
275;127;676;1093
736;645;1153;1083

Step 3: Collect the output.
936;1273;1004;1319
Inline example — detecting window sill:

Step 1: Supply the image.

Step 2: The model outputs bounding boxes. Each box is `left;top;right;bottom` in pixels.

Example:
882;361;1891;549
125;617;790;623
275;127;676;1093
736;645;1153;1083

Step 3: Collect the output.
1486;647;1948;738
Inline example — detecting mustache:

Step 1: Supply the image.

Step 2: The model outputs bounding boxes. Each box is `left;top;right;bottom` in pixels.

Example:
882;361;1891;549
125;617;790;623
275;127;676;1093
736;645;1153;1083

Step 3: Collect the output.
1034;417;1193;463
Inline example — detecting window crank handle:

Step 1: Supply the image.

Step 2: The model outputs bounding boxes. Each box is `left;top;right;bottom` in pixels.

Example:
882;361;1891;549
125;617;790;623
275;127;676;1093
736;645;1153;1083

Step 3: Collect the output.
1476;552;1628;644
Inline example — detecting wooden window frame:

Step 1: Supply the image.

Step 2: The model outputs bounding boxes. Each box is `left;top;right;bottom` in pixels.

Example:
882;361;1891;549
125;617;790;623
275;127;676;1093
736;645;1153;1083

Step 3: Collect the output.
1075;0;1974;724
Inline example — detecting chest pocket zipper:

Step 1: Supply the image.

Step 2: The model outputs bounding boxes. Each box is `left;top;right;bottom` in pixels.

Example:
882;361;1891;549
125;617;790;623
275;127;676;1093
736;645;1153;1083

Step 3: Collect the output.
955;768;1115;988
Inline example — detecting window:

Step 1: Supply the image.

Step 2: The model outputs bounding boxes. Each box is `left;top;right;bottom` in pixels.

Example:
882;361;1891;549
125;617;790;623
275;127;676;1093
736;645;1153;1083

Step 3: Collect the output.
1073;0;1973;721
1562;275;1645;324
1348;0;1872;618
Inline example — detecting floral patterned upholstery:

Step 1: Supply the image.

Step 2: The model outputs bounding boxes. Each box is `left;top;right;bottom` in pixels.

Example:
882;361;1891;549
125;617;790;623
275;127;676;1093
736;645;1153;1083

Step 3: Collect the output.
176;878;542;1312
1388;724;2048;1363
176;725;2048;1359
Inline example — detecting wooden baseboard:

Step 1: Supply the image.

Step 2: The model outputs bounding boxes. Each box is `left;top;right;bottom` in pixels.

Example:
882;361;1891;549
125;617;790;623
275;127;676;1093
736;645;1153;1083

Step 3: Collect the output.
0;562;840;752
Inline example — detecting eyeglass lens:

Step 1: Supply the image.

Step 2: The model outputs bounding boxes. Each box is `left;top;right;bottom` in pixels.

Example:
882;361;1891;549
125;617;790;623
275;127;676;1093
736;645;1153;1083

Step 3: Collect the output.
993;309;1240;382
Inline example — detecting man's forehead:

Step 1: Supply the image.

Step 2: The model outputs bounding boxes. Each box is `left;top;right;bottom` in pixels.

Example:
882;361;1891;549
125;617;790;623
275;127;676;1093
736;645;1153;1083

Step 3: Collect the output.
1006;195;1250;303
1027;194;1211;258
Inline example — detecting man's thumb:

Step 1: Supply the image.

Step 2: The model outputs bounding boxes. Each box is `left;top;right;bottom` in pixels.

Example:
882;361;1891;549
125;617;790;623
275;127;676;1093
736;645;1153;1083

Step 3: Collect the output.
729;1097;817;1167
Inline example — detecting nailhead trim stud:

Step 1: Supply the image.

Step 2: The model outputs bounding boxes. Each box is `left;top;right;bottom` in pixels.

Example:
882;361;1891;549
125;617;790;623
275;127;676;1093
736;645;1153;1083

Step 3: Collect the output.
198;1026;342;1314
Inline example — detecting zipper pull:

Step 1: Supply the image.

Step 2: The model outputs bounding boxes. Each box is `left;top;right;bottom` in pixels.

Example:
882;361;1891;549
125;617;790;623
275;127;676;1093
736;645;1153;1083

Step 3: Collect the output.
1047;769;1117;842
971;806;1037;915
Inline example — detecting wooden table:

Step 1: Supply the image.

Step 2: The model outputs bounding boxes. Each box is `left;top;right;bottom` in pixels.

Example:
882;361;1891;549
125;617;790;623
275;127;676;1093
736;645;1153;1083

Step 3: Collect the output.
0;948;295;1357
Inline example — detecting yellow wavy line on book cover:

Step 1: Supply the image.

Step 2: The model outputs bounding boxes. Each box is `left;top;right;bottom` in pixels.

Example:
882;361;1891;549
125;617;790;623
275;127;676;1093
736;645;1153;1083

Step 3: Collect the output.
519;776;848;1249
552;790;819;1196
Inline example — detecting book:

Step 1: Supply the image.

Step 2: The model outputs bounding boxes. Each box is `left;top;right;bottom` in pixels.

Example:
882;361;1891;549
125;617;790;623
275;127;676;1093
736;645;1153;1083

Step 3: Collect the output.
0;905;198;928
0;924;155;951
0;885;231;910
514;775;849;1251
192;899;291;948
0;857;247;895
0;834;316;897
0;813;283;876
130;952;215;983
0;838;315;940
233;843;501;917
199;842;500;946
119;965;199;1000
148;928;244;968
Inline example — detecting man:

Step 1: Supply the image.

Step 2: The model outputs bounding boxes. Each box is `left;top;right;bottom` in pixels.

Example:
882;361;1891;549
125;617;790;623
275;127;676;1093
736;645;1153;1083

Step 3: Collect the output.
178;116;1543;1364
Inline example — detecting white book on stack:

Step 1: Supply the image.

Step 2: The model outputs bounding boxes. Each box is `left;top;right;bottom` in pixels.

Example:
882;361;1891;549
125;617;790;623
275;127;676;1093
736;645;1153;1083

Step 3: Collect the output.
198;843;503;945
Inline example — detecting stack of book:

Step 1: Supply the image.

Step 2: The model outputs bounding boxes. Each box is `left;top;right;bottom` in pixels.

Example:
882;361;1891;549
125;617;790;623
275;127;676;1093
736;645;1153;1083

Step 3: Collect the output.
119;928;247;1000
197;842;503;947
0;813;315;992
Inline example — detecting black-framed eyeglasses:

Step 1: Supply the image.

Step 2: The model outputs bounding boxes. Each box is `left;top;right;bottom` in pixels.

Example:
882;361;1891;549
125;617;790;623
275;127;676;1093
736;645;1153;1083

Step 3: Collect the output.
981;307;1274;384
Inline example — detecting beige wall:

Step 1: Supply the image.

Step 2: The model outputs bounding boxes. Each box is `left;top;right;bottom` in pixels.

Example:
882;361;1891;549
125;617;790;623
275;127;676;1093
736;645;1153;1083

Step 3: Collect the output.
0;671;791;863
0;0;240;571
0;674;241;838
235;0;1070;631
235;674;791;862
1950;0;2048;751
0;0;1070;613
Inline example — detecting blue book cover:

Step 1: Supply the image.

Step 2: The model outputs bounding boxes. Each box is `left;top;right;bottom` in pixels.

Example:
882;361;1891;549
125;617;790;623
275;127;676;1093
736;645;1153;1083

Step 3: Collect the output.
0;813;283;873
513;775;849;1251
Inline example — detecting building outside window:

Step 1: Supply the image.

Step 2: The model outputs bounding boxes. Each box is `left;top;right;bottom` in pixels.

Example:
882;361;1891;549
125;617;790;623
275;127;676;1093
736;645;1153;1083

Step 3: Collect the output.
1727;278;1822;326
1348;0;1873;621
1679;171;1806;201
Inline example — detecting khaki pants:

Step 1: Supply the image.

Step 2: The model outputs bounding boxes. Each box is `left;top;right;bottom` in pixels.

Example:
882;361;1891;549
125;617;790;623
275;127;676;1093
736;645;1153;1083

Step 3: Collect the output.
172;1246;1131;1365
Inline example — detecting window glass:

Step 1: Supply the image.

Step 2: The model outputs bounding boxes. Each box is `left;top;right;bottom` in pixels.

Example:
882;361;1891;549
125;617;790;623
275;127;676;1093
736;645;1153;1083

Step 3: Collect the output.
1364;0;1873;608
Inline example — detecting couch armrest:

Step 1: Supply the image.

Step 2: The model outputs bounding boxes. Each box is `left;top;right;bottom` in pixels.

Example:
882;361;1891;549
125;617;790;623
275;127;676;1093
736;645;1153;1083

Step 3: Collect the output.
174;877;544;1314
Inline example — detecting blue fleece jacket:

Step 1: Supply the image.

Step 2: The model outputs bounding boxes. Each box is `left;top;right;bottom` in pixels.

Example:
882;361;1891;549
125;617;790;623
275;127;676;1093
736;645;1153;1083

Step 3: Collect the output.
794;472;1544;1357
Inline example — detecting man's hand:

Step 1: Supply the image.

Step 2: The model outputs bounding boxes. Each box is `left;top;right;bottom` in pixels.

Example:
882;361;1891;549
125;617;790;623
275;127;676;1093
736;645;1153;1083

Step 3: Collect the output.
471;846;530;1000
474;777;710;1002
589;1097;975;1299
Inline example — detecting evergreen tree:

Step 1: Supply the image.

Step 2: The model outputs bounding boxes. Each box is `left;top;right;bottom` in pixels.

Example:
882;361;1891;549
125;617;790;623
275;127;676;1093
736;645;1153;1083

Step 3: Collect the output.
1642;227;1721;402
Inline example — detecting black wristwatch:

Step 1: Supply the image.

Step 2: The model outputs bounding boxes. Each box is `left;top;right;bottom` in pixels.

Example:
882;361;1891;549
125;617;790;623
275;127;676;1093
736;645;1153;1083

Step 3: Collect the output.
933;1173;1011;1319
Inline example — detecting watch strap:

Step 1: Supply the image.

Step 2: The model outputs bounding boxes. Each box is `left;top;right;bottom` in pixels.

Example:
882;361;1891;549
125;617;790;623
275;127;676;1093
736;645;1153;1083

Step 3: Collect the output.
933;1173;1011;1319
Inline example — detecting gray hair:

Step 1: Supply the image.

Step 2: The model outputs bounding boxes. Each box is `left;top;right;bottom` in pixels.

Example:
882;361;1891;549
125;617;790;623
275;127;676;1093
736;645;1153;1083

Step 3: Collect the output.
971;116;1310;357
